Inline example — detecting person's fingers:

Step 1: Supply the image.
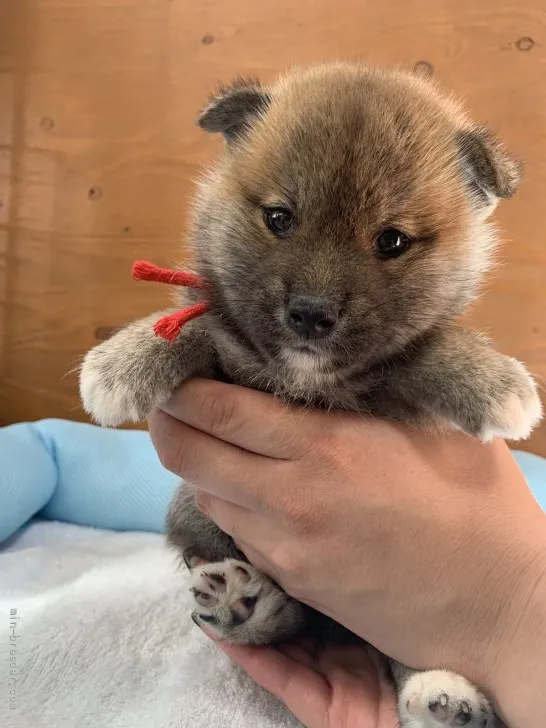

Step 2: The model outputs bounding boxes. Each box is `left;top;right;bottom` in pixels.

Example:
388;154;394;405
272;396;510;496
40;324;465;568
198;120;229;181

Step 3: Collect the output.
277;642;317;671
363;651;399;728
319;645;383;712
317;646;392;728
195;492;282;578
160;379;313;459
376;671;399;728
319;644;378;684
148;409;292;509
196;492;262;544
218;642;330;728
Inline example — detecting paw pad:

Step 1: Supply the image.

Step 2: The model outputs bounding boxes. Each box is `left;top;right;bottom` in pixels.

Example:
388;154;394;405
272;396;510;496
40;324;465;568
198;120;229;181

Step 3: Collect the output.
401;670;494;727
187;558;304;644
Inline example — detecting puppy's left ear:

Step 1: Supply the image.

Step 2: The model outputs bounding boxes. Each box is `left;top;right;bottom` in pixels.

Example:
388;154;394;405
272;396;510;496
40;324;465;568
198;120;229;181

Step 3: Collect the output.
457;127;522;213
197;78;271;144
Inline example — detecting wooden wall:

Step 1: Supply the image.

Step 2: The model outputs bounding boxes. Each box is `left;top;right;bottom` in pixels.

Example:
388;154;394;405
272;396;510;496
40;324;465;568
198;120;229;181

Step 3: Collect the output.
1;0;545;455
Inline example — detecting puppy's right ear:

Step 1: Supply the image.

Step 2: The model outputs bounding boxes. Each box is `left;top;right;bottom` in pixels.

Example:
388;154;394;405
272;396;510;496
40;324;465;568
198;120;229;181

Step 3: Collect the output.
197;78;271;144
457;127;522;215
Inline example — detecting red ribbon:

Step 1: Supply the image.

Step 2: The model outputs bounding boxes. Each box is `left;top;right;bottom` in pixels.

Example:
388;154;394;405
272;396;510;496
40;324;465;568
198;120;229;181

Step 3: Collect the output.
132;260;210;342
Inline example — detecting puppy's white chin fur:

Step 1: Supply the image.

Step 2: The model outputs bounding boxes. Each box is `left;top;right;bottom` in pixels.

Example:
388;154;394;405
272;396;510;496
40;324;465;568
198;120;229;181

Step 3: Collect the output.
281;348;337;389
282;349;322;371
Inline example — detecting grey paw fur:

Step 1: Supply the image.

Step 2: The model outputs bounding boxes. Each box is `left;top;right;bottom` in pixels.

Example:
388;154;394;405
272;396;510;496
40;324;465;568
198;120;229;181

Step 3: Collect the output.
393;667;496;727
80;311;215;426
190;559;305;644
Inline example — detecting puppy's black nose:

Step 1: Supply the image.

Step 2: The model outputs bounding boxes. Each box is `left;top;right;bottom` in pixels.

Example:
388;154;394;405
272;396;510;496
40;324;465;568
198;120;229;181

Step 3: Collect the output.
286;295;339;340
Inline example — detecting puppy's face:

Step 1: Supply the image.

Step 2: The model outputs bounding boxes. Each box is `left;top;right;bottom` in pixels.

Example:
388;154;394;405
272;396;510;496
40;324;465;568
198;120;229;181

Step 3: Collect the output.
193;64;520;371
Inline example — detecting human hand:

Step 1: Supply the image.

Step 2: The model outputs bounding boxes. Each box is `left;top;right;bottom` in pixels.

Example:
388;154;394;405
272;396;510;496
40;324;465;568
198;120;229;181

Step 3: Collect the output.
210;636;397;728
148;379;546;728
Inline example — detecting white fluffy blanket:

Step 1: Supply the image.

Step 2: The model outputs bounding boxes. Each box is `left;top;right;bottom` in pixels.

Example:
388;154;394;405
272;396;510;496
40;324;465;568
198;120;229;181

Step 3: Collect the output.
0;520;301;728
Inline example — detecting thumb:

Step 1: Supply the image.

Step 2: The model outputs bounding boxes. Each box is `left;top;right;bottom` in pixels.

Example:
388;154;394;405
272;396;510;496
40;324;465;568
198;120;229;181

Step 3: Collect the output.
218;642;330;728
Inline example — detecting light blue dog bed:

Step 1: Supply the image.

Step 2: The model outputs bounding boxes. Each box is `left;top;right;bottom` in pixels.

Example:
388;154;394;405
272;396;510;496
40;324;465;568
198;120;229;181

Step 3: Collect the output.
0;418;545;544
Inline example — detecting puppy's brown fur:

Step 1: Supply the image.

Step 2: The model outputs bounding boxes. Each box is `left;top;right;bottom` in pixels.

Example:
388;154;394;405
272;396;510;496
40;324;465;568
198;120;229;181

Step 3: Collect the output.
80;63;541;728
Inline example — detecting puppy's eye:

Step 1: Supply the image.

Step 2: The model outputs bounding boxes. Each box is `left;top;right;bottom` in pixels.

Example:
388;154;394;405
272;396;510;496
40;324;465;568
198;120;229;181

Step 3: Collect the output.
375;229;411;259
264;207;295;237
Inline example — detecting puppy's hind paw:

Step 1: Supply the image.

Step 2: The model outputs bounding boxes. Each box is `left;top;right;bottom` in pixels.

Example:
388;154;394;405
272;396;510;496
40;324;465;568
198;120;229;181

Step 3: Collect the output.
398;670;495;728
189;559;304;645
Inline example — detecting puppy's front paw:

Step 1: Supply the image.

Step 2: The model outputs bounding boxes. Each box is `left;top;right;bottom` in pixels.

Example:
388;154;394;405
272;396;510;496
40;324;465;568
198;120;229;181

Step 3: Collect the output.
398;670;495;728
80;344;171;427
189;559;304;645
478;359;542;442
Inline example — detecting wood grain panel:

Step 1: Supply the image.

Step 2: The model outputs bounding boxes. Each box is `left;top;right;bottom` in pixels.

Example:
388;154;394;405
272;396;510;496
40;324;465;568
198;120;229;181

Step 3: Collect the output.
0;0;545;455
